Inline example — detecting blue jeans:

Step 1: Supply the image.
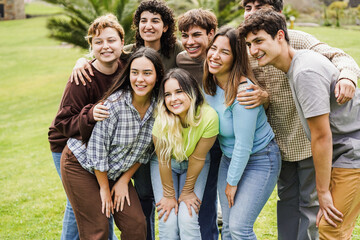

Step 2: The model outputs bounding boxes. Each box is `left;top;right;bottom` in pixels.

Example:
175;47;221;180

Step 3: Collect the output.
218;140;281;240
52;152;117;240
150;154;211;240
199;138;221;240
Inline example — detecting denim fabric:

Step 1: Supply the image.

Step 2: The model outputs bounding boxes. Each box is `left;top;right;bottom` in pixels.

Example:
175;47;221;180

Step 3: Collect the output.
150;154;211;240
52;152;117;240
133;162;155;240
199;139;221;240
218;140;281;240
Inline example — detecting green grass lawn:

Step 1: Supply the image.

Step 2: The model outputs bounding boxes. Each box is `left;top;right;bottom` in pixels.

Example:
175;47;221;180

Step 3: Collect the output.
0;4;359;239
25;0;63;16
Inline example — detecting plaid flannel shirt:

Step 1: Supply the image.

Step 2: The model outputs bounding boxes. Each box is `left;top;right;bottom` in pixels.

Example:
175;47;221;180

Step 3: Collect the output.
250;29;360;162
68;90;155;180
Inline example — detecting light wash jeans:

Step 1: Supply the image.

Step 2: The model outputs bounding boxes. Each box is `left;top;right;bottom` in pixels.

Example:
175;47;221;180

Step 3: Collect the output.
52;152;117;240
218;140;281;240
150;154;211;240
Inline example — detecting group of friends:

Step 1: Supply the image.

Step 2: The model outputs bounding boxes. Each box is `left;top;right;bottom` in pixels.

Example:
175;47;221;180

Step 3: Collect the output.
48;0;360;239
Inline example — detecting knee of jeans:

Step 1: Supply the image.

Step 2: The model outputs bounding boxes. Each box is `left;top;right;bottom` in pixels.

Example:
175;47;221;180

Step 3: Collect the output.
178;205;198;229
228;221;254;239
158;211;178;235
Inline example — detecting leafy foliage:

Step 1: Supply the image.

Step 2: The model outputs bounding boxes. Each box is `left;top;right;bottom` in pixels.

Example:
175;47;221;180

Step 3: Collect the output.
282;4;299;21
167;0;244;27
327;1;348;27
44;0;138;48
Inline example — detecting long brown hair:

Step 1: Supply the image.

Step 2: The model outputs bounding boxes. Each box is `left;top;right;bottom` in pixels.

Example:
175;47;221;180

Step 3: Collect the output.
101;47;164;102
203;26;256;106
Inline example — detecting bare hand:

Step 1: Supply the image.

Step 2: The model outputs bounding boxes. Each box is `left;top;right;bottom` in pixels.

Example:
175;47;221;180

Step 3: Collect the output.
178;191;201;217
335;78;355;104
237;84;269;109
316;190;343;228
93;102;110;121
111;178;130;212
156;197;178;222
225;183;237;208
70;58;93;85
99;187;113;218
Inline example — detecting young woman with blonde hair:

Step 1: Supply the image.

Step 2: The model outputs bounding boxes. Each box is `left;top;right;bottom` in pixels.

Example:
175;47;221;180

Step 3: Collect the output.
151;68;219;239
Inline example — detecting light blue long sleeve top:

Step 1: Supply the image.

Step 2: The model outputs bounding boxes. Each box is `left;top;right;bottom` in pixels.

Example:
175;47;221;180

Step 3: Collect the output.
205;80;275;186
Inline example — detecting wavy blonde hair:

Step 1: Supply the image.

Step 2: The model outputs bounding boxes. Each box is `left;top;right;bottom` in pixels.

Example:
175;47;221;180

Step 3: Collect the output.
155;69;205;164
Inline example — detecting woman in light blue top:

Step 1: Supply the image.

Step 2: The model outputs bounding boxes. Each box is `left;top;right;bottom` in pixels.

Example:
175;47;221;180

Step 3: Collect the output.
203;26;281;240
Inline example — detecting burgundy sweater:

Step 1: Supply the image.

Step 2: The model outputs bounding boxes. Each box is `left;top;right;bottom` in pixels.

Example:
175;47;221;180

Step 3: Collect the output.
48;60;125;152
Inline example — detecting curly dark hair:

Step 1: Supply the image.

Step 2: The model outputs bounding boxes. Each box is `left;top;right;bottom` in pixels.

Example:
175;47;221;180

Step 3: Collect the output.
241;0;283;12
132;0;177;58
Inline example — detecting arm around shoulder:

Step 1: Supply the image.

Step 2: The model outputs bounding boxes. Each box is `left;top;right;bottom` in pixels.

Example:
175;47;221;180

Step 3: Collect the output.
290;30;360;86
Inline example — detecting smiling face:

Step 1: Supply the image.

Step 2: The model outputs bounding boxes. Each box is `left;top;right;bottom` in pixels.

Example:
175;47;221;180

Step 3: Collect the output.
244;1;272;19
91;27;123;65
206;35;234;79
245;29;282;67
139;11;168;44
181;26;214;60
164;78;191;121
130;56;157;99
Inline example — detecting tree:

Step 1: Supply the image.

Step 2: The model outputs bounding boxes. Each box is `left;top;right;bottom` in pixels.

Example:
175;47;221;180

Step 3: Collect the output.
282;4;299;21
44;0;138;49
328;1;348;27
166;0;244;27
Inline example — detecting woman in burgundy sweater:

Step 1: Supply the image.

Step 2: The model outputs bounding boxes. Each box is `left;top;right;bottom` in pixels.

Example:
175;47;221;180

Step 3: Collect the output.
48;14;125;240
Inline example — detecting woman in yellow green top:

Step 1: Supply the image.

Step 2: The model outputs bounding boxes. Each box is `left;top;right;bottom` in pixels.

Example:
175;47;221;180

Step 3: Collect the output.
151;68;219;239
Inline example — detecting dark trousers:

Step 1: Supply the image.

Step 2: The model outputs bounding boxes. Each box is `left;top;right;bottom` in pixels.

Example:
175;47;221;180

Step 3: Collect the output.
133;162;155;240
199;138;222;240
277;157;319;240
61;145;147;240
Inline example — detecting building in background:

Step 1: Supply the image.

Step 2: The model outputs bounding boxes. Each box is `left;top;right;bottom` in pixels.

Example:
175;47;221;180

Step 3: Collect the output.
0;0;25;20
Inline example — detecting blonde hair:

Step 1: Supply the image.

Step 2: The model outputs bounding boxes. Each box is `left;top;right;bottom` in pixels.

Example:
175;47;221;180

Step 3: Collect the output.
154;69;205;164
86;14;125;48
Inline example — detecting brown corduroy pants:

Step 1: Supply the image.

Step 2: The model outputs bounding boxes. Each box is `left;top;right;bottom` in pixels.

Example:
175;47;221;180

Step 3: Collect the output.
60;145;147;240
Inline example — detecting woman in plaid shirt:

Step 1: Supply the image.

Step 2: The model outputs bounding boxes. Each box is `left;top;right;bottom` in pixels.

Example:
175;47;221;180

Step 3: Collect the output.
61;47;164;240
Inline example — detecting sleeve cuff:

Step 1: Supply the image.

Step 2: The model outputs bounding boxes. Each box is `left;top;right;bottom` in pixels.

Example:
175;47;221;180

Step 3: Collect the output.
338;69;358;87
88;105;96;124
226;177;239;187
